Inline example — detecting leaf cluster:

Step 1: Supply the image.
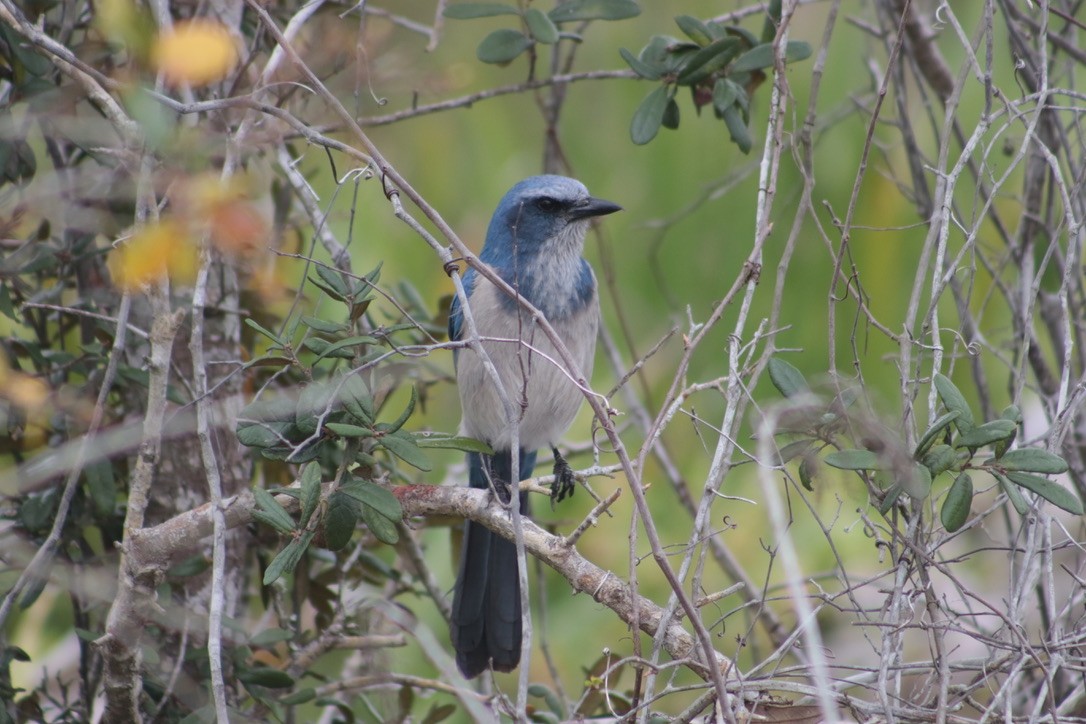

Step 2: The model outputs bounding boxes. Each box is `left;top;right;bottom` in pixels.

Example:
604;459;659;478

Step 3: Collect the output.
444;0;640;65
622;5;811;151
237;265;492;585
767;360;1081;533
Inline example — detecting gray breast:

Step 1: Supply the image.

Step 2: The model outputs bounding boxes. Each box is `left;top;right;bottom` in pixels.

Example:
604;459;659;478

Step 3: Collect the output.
456;274;598;452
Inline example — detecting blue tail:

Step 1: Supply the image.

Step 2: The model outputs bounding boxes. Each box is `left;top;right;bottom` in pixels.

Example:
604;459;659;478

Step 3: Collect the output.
450;448;537;678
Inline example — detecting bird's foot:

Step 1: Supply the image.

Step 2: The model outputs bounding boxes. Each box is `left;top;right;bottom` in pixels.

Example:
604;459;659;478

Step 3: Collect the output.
550;447;576;507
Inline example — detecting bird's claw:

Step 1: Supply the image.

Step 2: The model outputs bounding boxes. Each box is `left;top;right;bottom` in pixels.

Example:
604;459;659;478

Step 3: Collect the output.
550;447;576;507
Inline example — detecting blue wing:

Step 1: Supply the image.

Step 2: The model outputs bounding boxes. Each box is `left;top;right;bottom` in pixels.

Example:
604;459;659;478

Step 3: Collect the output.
448;268;475;368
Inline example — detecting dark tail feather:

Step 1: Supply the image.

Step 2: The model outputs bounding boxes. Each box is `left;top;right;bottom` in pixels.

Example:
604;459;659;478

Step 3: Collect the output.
451;449;536;678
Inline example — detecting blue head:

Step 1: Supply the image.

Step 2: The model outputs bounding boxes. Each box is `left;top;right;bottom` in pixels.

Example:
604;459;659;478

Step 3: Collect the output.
475;175;621;318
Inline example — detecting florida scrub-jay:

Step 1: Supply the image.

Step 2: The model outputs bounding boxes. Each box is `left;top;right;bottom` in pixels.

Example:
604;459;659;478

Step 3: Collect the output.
448;175;621;678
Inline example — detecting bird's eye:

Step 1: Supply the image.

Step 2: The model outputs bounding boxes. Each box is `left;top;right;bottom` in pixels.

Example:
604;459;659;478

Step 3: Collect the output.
535;197;559;212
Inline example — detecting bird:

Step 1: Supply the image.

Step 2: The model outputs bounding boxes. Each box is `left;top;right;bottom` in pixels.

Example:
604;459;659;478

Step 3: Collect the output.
448;175;621;679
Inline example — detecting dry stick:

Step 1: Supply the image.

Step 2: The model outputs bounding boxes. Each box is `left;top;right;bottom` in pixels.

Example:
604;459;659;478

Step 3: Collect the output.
190;235;230;722
243;1;731;711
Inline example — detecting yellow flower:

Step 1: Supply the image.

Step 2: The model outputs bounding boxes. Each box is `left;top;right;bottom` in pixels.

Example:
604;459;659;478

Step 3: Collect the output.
153;20;238;87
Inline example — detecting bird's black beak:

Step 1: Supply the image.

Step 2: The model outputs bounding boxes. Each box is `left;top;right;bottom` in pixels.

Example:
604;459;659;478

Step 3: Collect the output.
570;196;623;220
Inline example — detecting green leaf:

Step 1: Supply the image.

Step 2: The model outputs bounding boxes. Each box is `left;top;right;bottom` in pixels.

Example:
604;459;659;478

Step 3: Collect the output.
767;357;808;398
675;36;742;85
954;419;1017;449
262;531;314;585
774;438;815;465
997;449;1069;474
901;462;932;501
921;443;958;477
325;422;374;438
311;335;379;363
361;503;400;545
933;373;974;433
524;8;558;43
83;460;117;516
378;430;433;471
661;98;680;129
299;463;322;528
619;47;663;80
295;382;334;435
878;483;902;515
940;472;973;532
477;29;531;65
799;455;818;491
762;0;782;42
721;104;752;153
237;420;292;449
238;667;295;689
323;492;359;551
443;2;519;18
341;478;403;521
282;687;317;706
824;449;882;470
712;77;741;116
994;472;1030;515
302;337;355;360
913;410;960;458
548;0;641;23
341;373;375;424
723;23;760;48
730;40;812;73
413;433;495;455
1005;471;1083;515
384;385;418;434
244;318;285;346
253;488;296;534
314;264;350;299
675;15;715;46
300;315;348;334
630;85;670;145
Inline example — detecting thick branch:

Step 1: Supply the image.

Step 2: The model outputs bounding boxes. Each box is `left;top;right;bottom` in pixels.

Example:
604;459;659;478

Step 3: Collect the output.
122;484;726;680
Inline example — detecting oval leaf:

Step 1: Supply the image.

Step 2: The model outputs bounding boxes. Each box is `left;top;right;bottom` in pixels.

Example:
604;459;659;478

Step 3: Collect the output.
901;462;933;500
238;667;295;689
940;472;973;532
933;373;974;433
913;410;960;458
323;492;359;551
676;36;741;86
997;448;1069;474
661;98;680;129
341;478;403;521
721;104;752;153
730;40;811;73
253;488;296;534
361;503;400;545
630;85;670;145
549;0;641;23
379;430;433;471
994;472;1030;515
619;46;662;80
1005;472;1083;515
675;15;715;46
477;29;531;65
299;462;322;528
954;419;1016;449
824;449;882;470
524;8;558;44
767;357;808;398
414;433;494;455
